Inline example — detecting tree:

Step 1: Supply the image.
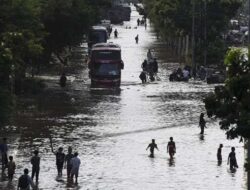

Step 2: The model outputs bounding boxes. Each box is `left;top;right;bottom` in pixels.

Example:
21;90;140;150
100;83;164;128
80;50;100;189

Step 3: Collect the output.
0;0;112;125
143;0;242;66
40;0;111;65
204;47;250;189
204;48;250;139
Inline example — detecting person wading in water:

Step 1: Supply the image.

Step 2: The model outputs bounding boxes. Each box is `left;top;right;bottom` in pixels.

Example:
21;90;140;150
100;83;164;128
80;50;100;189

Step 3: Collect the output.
199;113;206;134
228;147;238;170
146;139;159;158
217;144;223;165
167;137;176;159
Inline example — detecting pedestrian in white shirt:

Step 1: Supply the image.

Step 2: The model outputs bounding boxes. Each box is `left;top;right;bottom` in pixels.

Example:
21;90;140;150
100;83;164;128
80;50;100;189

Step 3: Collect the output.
70;152;81;183
183;69;190;80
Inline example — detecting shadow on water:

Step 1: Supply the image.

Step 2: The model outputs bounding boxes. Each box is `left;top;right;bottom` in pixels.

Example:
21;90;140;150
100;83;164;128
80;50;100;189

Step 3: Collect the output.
90;87;121;96
102;121;196;138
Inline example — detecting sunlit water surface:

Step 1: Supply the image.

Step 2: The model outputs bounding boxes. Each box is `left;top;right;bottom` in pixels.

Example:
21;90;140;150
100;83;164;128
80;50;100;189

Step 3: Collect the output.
0;6;246;190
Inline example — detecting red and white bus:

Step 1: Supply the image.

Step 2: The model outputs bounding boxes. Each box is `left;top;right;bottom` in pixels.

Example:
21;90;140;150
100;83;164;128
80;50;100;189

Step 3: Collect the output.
88;43;124;88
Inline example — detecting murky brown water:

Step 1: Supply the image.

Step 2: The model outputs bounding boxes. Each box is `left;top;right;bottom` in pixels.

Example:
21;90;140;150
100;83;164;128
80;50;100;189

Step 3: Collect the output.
0;6;246;190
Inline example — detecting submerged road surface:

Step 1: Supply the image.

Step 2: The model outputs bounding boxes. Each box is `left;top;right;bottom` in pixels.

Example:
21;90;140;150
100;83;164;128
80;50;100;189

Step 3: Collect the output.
0;6;246;190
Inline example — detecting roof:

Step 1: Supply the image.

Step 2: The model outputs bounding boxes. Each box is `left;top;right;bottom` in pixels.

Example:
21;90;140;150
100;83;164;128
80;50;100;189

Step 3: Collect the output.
91;25;107;31
92;43;121;51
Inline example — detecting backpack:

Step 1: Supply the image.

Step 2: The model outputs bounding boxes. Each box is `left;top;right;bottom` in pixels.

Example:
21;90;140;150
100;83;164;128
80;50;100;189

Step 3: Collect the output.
19;175;29;188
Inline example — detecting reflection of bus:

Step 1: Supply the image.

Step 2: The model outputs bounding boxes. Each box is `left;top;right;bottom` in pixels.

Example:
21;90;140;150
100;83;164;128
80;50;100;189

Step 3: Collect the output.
88;26;108;49
88;43;124;87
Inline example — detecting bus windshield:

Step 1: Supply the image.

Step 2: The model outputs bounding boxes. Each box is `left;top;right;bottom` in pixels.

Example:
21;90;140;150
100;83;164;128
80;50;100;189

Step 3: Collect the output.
94;63;120;76
92;50;120;60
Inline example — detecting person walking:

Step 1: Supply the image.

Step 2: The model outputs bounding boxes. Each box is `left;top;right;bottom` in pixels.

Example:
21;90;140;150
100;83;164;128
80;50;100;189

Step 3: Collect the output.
70;152;81;184
135;35;139;44
17;168;36;190
147;49;153;61
0;137;8;172
137;18;140;26
114;29;118;38
199;113;206;134
7;156;16;181
146;139;159;158
139;71;147;83
167;137;176;159
59;73;67;87
141;59;148;71
228;147;238;170
31;150;40;182
217;144;223;164
54;147;65;176
65;146;74;179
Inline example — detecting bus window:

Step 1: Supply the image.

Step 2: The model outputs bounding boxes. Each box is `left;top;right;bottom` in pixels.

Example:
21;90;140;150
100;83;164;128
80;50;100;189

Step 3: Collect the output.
92;51;120;60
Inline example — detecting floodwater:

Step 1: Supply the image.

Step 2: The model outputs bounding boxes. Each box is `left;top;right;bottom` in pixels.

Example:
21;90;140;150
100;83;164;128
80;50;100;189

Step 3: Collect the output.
0;6;246;190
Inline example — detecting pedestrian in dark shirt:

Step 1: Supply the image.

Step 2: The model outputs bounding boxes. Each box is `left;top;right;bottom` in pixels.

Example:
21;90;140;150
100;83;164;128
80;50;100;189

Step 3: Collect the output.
65;146;74;178
135;34;139;44
7;156;16;181
152;58;158;74
17;168;36;190
141;59;148;71
55;147;65;176
217;144;223;164
31;150;40;182
228;147;238;170
59;73;67;87
199;113;206;134
114;29;118;38
137;18;140;26
167;137;176;159
0;137;8;171
139;71;147;83
146;139;159;158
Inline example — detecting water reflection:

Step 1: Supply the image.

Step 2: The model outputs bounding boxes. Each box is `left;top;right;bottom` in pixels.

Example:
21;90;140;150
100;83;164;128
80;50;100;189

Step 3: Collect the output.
0;5;246;190
168;158;175;167
199;134;205;141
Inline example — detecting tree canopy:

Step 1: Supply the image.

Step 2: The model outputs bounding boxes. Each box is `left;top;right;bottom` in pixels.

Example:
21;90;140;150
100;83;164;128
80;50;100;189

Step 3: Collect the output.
204;48;250;139
143;0;243;65
0;0;111;125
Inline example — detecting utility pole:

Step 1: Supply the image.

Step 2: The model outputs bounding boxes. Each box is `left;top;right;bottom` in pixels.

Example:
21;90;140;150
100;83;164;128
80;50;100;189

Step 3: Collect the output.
248;0;250;189
204;0;207;67
192;0;196;78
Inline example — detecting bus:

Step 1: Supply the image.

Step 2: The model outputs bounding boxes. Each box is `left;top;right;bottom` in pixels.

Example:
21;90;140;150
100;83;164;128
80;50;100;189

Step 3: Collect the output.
87;26;108;50
88;43;124;88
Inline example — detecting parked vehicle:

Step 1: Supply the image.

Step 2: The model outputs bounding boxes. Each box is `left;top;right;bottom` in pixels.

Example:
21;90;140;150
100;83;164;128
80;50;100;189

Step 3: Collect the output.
100;20;112;35
88;43;124;88
87;26;108;50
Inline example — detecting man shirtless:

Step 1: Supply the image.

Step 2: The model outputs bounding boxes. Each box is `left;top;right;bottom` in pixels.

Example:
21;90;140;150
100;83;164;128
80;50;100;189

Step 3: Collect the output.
146;139;159;158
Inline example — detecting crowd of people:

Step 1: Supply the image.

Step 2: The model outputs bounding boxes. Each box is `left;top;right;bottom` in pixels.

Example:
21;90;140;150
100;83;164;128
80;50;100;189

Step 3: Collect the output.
146;114;239;171
169;66;191;82
0;139;81;189
139;49;159;83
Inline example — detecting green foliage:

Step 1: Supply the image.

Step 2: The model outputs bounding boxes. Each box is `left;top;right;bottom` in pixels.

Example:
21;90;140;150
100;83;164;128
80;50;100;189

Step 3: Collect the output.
0;89;13;126
204;48;250;139
143;0;243;65
0;0;111;125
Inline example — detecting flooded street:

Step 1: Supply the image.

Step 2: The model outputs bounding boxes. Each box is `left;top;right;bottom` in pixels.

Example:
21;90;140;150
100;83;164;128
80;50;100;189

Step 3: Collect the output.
0;6;246;190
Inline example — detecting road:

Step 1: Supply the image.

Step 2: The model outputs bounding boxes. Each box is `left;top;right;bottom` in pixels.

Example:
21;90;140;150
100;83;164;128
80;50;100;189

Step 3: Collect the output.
0;5;246;190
